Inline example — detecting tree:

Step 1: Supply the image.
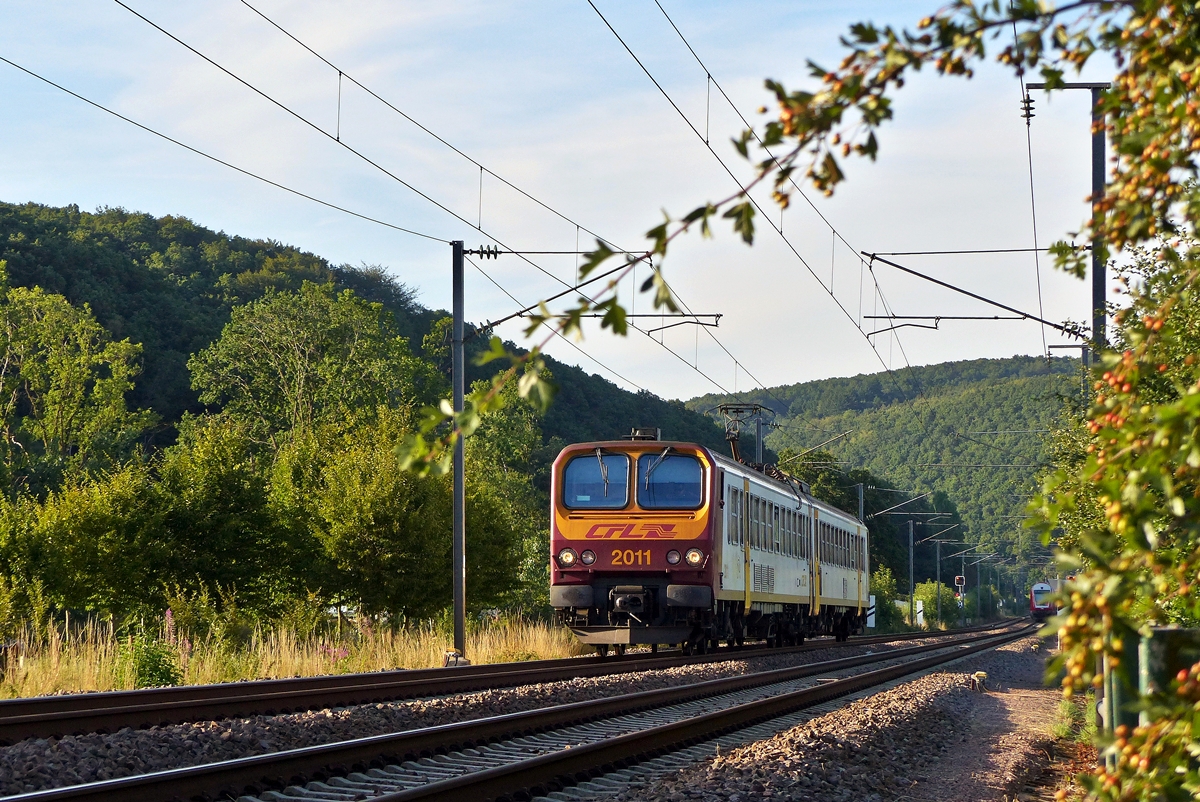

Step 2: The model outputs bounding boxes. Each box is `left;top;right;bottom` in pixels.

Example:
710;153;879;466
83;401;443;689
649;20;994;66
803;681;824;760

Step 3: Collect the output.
189;282;436;446
0;277;154;496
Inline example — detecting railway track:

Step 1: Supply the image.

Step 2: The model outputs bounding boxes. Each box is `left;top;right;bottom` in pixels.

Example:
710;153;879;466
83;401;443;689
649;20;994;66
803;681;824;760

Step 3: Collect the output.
0;622;1013;744
4;623;1033;802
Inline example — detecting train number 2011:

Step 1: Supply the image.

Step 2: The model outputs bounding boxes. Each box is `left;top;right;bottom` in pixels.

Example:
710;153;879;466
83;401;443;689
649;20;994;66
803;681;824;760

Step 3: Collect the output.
611;548;652;566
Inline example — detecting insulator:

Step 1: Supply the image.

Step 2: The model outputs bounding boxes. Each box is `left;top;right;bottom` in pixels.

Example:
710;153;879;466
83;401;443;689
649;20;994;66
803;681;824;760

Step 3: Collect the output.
1020;96;1035;120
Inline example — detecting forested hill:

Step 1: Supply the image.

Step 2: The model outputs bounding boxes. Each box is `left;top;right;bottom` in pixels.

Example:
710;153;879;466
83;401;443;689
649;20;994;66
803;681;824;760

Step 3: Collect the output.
0;201;725;450
689;356;1082;556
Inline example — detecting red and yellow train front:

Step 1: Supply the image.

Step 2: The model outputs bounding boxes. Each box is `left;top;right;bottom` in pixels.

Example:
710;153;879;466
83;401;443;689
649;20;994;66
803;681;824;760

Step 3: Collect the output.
549;441;717;647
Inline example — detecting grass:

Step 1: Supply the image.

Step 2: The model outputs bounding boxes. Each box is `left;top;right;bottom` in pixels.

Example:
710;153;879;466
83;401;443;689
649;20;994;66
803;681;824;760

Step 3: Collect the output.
1052;691;1098;743
0;615;588;698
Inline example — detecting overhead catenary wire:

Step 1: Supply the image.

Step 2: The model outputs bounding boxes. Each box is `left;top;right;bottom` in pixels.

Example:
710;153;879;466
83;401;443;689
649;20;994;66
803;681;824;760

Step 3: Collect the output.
873;246;1087;256
865;254;1086;340
465;255;646;392
0;55;446;244
590;0;900;379
114;1;752;398
645;1;1068;527
234;0;789;406
112;0;578;294
1012;8;1049;355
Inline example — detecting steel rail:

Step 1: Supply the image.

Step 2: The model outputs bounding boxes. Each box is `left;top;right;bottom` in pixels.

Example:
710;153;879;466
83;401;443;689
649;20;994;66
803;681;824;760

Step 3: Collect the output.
374;625;1033;802
3;625;1031;802
0;622;1015;743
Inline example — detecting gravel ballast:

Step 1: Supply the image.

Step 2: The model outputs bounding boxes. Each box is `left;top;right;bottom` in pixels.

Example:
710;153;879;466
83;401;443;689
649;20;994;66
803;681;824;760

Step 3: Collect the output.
0;635;959;796
608;636;1057;802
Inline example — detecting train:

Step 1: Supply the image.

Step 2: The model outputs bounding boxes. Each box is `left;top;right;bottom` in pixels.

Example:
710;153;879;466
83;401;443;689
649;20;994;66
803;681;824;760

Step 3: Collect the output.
549;429;869;655
1029;582;1056;622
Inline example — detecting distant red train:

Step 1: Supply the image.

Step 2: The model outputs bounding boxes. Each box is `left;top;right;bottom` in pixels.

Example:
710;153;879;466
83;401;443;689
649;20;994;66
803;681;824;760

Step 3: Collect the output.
1029;582;1056;622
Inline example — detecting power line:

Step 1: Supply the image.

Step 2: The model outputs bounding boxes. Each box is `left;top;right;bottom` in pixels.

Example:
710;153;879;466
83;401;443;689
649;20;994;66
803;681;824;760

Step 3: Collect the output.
588;0;910;438
873;247;1085;256
1012;10;1049;355
590;0;898;377
465;256;646;392
0;55;446;244
234;0;786;407
114;1;751;398
113;0;574;293
864;253;1086;339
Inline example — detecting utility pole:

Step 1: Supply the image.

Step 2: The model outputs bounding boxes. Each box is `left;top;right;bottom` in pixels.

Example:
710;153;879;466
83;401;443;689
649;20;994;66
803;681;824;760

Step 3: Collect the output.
977;558;982;620
961;554;966;626
908;520;915;627
755;413;764;464
936;539;942;629
856;483;864;522
1025;81;1110;348
451;240;466;658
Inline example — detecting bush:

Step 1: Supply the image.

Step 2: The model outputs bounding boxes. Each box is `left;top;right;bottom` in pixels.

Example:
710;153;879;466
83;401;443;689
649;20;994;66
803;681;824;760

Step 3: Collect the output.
119;633;182;688
913;581;957;629
870;567;904;631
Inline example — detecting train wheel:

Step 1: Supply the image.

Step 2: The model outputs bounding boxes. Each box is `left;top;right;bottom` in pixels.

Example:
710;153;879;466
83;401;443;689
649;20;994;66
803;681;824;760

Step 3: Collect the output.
614;644;626;657
650;643;658;655
681;642;693;656
596;645;609;658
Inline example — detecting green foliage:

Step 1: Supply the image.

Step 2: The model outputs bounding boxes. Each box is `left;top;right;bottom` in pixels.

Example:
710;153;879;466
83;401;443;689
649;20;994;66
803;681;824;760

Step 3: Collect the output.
0;203;435;427
700;356;1077;582
118;631;182;688
189;282;436;443
913;580;957;629
0;577;16;642
0;281;155;495
869;566;903;632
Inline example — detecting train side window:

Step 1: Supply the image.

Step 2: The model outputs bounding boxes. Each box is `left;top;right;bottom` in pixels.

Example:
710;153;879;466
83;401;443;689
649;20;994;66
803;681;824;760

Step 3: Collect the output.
746;496;753;549
727;488;738;544
772;505;781;552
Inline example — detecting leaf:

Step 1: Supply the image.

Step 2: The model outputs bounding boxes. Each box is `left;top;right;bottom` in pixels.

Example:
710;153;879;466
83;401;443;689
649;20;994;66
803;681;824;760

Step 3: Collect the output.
579;240;615;279
475;336;509;365
722;201;757;244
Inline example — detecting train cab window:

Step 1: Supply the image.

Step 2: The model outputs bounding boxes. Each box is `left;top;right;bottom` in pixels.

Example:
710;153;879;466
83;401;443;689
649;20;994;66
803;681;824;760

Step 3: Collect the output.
636;452;703;509
563;452;629;509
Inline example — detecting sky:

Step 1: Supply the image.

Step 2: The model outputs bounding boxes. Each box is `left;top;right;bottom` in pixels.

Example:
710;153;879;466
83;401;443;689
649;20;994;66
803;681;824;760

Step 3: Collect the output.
0;0;1117;402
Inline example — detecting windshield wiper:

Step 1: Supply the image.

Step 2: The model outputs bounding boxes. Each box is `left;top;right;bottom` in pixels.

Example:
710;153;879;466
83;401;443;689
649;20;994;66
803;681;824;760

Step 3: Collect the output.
643;447;671;488
595;448;610;497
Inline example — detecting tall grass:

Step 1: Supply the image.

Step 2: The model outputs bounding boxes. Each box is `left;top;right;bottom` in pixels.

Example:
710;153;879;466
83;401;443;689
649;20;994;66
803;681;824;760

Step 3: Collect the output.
0;615;587;699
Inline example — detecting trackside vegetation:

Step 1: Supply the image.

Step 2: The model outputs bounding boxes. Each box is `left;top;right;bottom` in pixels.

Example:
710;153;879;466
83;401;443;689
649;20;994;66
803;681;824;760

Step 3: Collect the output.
0;200;1044;691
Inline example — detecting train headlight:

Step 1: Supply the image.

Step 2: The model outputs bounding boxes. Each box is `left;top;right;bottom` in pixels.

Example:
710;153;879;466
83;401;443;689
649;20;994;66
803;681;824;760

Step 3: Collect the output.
666;549;682;565
684;548;704;567
580;550;596;565
556;548;579;567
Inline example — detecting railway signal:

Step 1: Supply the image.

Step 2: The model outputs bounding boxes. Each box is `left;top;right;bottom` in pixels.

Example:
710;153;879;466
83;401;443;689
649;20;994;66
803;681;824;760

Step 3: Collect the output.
954;575;965;589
